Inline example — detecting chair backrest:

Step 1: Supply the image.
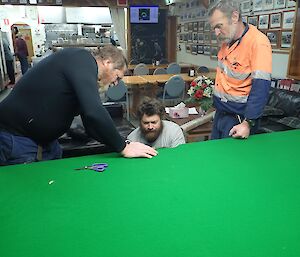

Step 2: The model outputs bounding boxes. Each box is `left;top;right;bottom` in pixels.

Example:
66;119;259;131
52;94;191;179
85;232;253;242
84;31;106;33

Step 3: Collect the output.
197;66;209;73
153;68;167;75
160;58;169;64
163;75;185;99
129;59;139;65
106;80;128;101
106;80;129;120
166;62;181;74
133;63;149;75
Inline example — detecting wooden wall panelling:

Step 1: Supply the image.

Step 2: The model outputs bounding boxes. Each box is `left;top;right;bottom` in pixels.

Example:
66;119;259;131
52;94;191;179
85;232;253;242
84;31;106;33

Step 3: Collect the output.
287;2;300;80
166;15;177;63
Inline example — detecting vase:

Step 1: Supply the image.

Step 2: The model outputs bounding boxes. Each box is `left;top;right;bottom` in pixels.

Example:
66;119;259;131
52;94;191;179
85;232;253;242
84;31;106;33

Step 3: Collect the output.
198;106;206;116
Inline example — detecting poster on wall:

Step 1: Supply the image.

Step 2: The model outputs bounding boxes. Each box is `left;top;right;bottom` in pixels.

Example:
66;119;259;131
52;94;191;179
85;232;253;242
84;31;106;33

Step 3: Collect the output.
264;0;274;10
281;30;292;48
286;0;296;7
270;13;282;28
253;0;263;12
282;10;295;29
274;0;286;9
241;1;252;13
266;30;279;48
258;14;269;30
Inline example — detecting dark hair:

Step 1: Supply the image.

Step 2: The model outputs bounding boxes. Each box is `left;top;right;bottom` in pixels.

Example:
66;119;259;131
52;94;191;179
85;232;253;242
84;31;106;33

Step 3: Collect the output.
208;0;241;21
92;45;128;70
137;97;165;120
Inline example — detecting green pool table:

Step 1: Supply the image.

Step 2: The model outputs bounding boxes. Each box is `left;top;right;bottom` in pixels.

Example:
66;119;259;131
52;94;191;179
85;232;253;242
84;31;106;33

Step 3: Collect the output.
1;130;300;257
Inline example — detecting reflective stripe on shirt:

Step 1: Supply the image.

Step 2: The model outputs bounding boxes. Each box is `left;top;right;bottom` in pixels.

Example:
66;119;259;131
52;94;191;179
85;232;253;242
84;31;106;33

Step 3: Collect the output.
252;70;271;81
218;60;251;81
214;88;248;103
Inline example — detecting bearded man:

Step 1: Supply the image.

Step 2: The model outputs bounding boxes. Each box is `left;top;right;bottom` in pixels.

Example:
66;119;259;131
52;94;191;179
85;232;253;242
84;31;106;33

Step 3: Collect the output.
127;97;185;149
209;0;272;139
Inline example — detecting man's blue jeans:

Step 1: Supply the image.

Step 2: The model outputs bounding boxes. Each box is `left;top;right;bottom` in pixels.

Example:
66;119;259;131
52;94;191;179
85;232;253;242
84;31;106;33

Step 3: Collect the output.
0;131;62;166
18;55;29;75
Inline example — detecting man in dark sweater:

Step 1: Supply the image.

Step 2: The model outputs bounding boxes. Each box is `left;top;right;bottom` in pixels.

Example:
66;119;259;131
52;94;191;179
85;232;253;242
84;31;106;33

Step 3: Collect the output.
0;45;157;165
15;34;29;75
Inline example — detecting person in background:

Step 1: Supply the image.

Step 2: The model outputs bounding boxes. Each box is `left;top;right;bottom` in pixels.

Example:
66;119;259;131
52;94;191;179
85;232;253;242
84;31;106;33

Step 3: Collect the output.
208;0;272;139
153;42;162;64
127;97;185;148
15;34;29;75
2;36;15;86
0;45;157;166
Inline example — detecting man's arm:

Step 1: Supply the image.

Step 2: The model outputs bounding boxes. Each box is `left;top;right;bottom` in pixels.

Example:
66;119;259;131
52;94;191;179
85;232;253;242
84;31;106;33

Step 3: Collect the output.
230;34;272;139
170;127;186;147
64;50;157;158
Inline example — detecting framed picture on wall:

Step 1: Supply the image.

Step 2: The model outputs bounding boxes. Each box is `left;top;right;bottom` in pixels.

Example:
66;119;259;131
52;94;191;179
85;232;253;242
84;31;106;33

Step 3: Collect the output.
186;44;192;53
197;45;204;54
198;33;204;43
253;0;263;11
210;32;217;44
204;45;211;55
282;10;295;29
193;22;198;32
241;1;252;13
242;16;248;23
286;0;296;7
177;24;182;33
210;46;219;59
188;32;193;42
198;21;204;31
184;33;188;42
204;33;210;44
264;0;274;10
191;45;198;55
270;13;282;28
179;34;185;43
184;23;188;32
258;14;269;30
280;30;292;48
193;32;198;43
274;0;286;9
248;16;258;27
204;22;210;32
266;30;279;48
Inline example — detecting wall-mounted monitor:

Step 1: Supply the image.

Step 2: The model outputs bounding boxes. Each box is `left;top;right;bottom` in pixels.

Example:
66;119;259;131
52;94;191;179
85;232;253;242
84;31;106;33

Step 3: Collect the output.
130;6;159;24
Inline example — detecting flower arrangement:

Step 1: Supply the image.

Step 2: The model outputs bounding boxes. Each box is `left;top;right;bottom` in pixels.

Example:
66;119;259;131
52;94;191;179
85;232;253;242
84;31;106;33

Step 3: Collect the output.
186;75;214;111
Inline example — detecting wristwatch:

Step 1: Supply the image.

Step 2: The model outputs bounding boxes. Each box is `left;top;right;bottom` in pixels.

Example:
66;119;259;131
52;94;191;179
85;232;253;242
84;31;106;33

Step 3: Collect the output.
244;118;256;127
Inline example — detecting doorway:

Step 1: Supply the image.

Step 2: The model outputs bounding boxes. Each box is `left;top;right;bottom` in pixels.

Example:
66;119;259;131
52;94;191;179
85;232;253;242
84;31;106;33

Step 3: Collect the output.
11;23;34;65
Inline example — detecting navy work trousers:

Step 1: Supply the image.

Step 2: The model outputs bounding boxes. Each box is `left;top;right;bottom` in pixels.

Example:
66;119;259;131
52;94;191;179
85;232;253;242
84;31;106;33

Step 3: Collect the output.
211;111;259;140
0;131;62;166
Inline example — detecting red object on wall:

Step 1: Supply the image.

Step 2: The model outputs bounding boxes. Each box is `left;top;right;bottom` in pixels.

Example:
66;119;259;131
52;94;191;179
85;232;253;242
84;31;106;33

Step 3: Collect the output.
117;0;127;6
4;19;10;25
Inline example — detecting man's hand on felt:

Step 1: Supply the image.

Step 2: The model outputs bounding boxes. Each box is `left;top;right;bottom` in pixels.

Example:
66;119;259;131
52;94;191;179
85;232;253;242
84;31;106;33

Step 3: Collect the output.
229;121;250;139
121;142;158;158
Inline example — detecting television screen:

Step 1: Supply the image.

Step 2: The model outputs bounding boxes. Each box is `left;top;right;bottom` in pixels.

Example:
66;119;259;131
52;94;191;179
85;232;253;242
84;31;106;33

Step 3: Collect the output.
130;6;159;24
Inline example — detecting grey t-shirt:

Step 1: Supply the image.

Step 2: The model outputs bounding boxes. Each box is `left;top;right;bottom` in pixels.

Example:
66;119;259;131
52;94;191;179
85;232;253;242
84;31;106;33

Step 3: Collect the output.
127;120;185;149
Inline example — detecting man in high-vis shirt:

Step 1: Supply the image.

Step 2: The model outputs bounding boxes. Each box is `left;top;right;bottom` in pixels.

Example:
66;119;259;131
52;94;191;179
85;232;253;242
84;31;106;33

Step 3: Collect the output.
209;0;272;139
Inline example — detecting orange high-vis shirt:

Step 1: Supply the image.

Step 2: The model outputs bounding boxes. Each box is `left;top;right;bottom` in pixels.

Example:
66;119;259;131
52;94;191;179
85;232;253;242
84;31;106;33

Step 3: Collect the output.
214;24;272;104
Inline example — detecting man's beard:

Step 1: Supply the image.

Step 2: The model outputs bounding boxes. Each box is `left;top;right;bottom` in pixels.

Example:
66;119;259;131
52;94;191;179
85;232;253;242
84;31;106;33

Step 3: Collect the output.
141;123;163;143
217;23;236;44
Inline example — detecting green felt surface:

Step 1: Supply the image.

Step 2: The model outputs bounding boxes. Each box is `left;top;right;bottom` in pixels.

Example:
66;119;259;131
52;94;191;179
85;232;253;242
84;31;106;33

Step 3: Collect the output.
1;130;300;257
